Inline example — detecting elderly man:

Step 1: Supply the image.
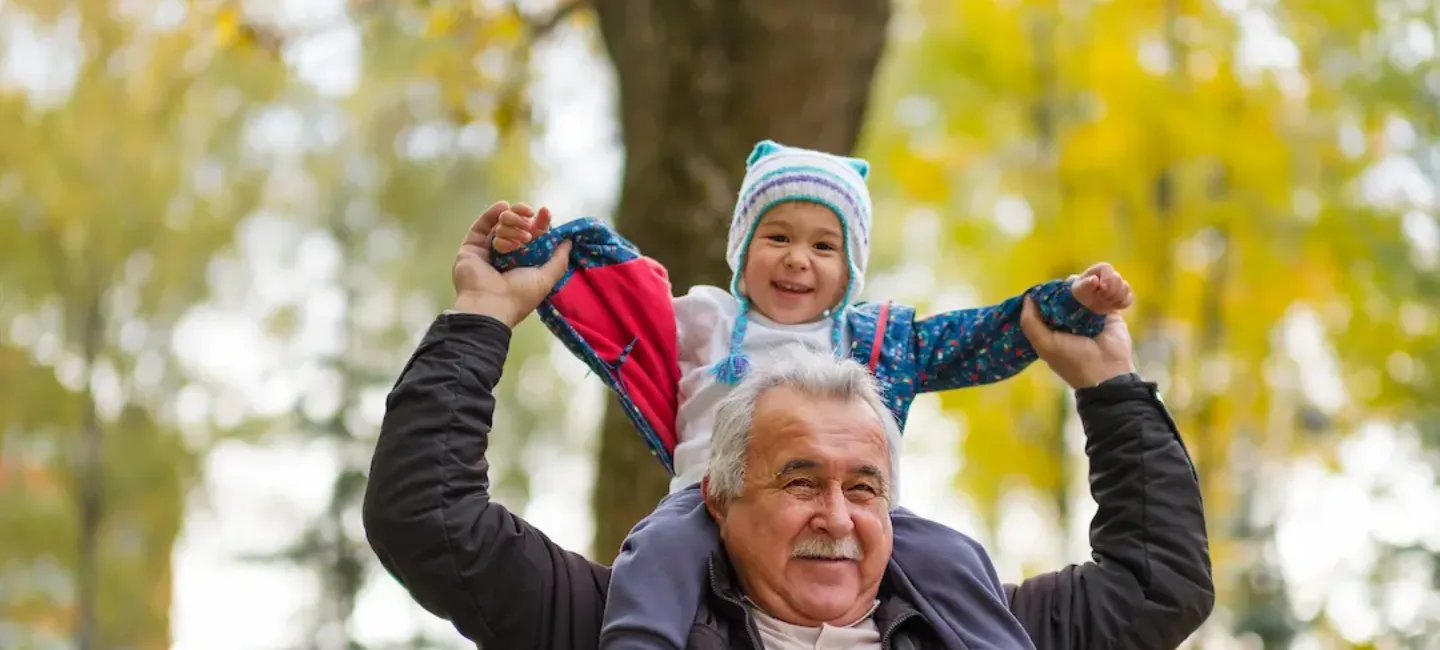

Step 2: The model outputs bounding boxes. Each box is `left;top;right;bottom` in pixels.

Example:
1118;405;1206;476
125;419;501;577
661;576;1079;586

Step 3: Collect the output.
362;221;1214;649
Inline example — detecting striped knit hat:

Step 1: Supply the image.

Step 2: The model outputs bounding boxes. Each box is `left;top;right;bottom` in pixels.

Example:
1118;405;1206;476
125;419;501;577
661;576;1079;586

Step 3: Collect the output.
712;139;874;385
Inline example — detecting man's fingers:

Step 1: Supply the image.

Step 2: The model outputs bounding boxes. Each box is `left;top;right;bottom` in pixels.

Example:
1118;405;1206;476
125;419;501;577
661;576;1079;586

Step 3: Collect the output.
1018;296;1051;352
480;201;510;224
539;241;573;284
466;201;510;245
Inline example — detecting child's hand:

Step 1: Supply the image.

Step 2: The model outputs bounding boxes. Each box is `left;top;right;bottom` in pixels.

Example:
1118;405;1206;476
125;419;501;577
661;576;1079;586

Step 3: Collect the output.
490;203;553;254
1070;262;1134;314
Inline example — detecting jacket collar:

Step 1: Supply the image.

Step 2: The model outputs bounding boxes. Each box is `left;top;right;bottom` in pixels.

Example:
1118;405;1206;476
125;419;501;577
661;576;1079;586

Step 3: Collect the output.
705;549;924;636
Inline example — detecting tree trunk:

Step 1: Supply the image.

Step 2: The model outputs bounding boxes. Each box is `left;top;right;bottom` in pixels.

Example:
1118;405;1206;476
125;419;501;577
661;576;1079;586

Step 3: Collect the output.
588;0;892;560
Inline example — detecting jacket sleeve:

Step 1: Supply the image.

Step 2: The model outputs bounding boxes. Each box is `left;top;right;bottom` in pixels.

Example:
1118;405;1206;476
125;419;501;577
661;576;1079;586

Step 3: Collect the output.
362;313;610;649
1004;378;1215;650
911;279;1106;393
494;217;683;469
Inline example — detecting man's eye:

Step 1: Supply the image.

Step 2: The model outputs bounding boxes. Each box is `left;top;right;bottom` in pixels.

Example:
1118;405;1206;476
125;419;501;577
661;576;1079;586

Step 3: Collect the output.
848;484;878;495
785;478;817;490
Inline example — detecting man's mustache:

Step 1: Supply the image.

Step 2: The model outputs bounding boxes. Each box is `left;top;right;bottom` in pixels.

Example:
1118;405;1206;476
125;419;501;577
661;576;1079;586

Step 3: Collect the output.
792;536;862;561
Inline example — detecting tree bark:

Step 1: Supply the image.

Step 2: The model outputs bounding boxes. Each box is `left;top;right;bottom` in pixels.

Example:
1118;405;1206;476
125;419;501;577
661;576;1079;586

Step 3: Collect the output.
588;0;892;560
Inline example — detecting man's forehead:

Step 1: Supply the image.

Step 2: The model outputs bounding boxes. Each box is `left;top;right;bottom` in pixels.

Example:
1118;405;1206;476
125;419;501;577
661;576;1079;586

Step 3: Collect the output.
773;457;886;480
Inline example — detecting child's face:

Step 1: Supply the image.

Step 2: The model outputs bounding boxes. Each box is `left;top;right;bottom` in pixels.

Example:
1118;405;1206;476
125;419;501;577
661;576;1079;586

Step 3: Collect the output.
741;202;850;324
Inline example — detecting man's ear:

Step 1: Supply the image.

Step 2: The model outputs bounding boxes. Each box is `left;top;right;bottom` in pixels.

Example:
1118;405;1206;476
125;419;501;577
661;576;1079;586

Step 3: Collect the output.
701;476;725;524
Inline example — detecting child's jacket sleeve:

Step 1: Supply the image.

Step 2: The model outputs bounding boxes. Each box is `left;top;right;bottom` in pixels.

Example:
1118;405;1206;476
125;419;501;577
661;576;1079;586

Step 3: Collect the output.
912;279;1106;394
491;218;681;474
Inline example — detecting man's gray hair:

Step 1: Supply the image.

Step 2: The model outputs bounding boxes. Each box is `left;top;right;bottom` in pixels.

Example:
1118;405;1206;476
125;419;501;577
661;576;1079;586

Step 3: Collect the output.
706;349;903;509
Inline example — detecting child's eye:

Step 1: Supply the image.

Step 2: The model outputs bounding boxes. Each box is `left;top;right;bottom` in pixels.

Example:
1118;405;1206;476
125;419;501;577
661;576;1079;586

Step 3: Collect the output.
766;234;790;243
814;242;838;252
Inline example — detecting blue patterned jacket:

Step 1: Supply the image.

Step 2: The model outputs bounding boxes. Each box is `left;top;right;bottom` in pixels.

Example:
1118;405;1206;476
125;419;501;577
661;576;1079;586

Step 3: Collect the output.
493;217;1106;474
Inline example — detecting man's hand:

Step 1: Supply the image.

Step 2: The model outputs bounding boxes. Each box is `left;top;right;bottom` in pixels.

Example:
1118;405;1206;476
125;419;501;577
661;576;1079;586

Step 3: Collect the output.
451;201;572;328
1070;262;1134;314
491;203;553;254
1020;296;1137;389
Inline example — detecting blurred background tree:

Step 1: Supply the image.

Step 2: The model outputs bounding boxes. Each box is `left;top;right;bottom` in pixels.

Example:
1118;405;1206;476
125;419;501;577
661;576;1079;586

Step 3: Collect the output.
204;2;571;648
1;0;1438;648
583;0;893;562
862;0;1440;646
0;0;286;647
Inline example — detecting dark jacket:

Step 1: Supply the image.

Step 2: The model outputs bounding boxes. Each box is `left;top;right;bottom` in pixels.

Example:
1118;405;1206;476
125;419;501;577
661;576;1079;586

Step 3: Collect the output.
362;313;1214;649
696;550;945;649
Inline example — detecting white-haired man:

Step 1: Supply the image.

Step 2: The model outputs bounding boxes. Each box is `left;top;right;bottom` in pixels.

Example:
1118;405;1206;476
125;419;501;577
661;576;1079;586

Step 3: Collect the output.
361;214;1214;649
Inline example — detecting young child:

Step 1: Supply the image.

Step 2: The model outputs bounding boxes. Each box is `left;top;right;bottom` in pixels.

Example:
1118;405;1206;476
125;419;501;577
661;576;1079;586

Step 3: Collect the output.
487;140;1133;648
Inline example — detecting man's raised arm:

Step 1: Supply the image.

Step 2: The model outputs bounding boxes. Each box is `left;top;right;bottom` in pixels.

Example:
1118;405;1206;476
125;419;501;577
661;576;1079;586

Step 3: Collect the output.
1005;375;1214;648
363;201;604;648
363;313;610;647
1004;298;1215;649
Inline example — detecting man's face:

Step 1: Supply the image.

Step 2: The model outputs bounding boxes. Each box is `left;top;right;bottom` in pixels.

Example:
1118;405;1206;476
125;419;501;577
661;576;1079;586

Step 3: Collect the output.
705;386;893;627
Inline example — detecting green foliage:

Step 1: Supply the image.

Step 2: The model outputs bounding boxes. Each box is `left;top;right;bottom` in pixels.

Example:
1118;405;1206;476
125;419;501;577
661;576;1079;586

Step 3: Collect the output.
0;0;287;646
224;2;582;647
864;0;1439;645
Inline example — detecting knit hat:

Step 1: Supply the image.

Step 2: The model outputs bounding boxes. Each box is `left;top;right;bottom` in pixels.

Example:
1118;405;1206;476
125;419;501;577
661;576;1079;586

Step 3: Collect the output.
713;139;875;384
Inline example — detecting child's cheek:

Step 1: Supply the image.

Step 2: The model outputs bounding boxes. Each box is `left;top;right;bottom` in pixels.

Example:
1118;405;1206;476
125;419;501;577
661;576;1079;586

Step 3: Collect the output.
831;259;851;294
744;248;774;278
738;250;768;296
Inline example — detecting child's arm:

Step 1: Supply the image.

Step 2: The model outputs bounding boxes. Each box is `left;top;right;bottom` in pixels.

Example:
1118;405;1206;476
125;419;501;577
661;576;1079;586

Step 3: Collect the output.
912;278;1107;394
601;486;716;650
489;210;684;470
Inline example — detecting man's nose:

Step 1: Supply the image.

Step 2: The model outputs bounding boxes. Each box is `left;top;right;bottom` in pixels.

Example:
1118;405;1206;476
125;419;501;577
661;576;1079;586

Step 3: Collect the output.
809;485;855;537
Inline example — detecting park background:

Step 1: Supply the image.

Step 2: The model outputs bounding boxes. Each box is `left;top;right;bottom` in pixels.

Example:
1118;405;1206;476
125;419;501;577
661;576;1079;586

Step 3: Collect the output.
2;0;1439;648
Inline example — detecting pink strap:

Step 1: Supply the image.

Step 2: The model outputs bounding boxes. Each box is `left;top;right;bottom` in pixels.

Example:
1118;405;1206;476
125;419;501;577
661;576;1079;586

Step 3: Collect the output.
867;302;891;373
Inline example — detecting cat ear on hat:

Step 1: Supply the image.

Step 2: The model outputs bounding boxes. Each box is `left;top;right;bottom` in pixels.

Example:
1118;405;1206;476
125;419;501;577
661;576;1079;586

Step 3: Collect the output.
747;140;783;167
842;156;870;180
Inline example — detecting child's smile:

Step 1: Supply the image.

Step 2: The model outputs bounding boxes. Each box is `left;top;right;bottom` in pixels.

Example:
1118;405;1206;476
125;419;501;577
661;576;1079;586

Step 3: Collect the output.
771;280;814;295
